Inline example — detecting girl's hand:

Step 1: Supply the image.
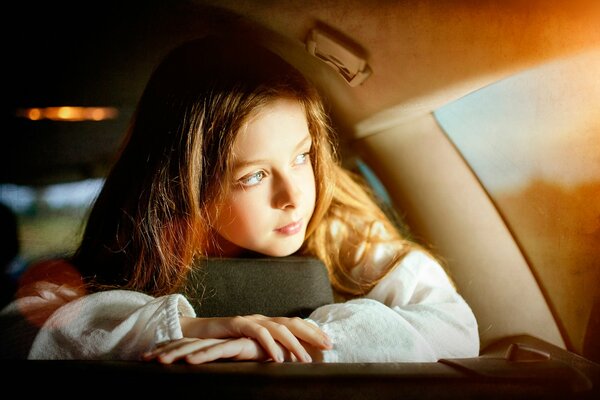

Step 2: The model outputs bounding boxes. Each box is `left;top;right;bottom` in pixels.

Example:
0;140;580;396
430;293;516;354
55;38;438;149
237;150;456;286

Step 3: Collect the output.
179;315;331;363
142;337;310;364
142;337;264;364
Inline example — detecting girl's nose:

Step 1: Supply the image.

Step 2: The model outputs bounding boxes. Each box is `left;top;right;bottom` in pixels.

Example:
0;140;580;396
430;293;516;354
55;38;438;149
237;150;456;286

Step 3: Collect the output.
273;174;301;210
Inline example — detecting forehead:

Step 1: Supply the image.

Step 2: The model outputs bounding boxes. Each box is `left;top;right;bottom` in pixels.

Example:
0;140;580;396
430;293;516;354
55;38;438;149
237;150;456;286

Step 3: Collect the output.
232;98;310;161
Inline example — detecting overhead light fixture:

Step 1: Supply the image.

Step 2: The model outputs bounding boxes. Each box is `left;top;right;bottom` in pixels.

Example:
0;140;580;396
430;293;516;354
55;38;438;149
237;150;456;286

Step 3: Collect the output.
15;106;119;121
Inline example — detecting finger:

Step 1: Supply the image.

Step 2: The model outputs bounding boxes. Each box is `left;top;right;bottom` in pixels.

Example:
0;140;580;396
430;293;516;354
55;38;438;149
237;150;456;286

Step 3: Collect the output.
146;338;223;364
259;320;312;362
246;315;330;350
185;338;265;364
274;317;332;349
142;338;197;361
230;317;285;363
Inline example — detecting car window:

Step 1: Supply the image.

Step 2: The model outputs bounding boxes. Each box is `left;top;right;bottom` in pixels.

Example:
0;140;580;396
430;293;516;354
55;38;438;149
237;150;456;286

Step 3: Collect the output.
0;179;103;263
433;49;600;358
353;158;415;241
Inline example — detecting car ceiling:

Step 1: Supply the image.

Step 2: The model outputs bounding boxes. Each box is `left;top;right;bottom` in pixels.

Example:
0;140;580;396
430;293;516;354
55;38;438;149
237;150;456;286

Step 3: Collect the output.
4;0;599;186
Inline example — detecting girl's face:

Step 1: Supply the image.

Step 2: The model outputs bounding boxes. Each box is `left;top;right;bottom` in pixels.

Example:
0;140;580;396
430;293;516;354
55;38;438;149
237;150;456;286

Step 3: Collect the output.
210;98;317;257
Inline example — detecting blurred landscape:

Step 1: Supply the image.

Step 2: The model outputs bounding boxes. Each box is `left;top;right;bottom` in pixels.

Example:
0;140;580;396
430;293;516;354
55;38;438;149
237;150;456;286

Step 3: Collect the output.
18;206;88;262
1;179;101;262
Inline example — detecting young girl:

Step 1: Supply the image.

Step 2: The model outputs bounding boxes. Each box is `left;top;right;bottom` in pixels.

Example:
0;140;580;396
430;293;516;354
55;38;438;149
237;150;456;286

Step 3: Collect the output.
0;36;479;363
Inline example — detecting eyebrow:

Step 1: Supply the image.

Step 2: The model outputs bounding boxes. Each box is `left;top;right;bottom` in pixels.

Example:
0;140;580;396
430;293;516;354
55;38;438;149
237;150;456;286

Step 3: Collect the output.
232;135;312;171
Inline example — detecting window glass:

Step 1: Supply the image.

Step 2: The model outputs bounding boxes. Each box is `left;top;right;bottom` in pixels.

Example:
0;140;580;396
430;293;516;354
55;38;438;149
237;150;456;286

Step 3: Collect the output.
353;158;414;241
434;50;600;358
0;178;103;265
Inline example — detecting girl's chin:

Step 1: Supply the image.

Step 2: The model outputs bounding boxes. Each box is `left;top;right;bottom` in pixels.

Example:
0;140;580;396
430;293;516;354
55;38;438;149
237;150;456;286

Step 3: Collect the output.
210;232;305;258
253;240;305;258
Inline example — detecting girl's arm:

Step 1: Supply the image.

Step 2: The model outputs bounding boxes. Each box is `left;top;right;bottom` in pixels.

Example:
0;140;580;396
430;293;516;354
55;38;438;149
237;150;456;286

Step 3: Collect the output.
306;250;480;362
0;259;186;360
2;280;328;362
20;288;194;360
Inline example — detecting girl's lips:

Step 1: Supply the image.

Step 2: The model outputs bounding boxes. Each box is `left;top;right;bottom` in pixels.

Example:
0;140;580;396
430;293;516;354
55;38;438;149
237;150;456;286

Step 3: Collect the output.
275;219;303;235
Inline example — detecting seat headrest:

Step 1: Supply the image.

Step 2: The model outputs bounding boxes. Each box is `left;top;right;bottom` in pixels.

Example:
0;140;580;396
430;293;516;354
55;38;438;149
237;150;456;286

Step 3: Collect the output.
184;256;333;318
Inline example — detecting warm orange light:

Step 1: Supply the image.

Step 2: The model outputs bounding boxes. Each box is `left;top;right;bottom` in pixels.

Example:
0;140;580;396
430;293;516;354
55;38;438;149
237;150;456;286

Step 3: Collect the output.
57;107;75;120
27;108;42;120
91;108;106;121
15;106;119;121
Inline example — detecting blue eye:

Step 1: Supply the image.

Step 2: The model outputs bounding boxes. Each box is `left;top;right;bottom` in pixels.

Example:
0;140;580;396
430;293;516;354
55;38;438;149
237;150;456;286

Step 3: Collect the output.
240;171;266;187
294;152;310;165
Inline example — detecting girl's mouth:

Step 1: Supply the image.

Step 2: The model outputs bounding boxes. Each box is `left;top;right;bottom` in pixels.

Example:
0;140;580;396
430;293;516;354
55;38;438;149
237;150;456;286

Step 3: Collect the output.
275;219;303;235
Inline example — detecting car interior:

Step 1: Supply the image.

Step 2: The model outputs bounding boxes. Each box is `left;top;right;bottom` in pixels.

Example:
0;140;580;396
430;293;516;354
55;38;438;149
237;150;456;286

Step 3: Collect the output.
2;0;599;398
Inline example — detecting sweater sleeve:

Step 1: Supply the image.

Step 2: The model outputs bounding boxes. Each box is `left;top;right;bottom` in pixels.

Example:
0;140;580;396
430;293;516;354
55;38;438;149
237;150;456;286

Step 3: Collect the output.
27;289;196;360
0;279;196;360
307;250;480;362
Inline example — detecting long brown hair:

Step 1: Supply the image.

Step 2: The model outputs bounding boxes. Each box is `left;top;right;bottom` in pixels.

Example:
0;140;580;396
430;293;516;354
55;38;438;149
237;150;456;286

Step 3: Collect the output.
73;35;415;297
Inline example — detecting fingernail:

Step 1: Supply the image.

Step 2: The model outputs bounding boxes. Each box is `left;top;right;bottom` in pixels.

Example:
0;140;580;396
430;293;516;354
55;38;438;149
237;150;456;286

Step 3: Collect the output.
157;354;171;364
323;337;332;348
304;352;312;362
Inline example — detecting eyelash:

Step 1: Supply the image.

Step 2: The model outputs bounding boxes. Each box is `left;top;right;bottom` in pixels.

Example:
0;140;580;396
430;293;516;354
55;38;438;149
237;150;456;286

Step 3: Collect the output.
240;171;266;187
238;151;310;187
294;152;310;165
